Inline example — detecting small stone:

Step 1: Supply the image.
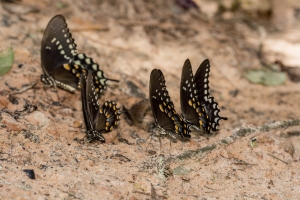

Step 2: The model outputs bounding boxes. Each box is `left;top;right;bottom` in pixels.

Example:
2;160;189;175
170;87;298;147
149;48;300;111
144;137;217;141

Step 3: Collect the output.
278;140;295;157
24;111;50;127
0;96;9;107
219;149;229;158
57;108;74;117
256;135;274;144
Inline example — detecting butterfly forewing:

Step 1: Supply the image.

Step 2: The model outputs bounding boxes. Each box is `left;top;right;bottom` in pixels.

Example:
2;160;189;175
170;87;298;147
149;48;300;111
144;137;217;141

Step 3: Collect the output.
194;59;228;131
194;59;211;103
180;59;209;132
81;71;97;131
81;71;120;142
41;14;79;92
150;69;190;138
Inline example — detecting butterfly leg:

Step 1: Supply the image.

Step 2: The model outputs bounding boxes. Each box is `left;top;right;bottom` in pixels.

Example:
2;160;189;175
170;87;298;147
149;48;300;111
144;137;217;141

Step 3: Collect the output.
146;127;163;151
136;138;145;151
40;74;58;92
86;131;105;143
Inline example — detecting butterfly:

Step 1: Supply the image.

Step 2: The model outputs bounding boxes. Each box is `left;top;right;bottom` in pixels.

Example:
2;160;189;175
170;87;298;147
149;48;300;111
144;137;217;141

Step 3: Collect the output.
81;70;120;142
123;99;150;126
149;69;191;139
41;14;117;94
180;59;210;132
180;59;227;133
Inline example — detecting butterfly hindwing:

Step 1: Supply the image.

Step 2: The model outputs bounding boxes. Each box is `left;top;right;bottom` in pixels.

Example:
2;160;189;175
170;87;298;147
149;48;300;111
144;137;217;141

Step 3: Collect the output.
95;101;120;132
72;53;119;95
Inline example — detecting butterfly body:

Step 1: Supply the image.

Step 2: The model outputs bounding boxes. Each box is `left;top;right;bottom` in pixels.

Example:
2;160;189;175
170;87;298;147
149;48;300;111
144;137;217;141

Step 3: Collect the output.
150;69;191;139
81;71;120;142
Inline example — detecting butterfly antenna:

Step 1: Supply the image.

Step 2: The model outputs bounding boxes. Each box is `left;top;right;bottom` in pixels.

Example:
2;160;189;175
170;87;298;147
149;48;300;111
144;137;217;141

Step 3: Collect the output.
107;78;119;83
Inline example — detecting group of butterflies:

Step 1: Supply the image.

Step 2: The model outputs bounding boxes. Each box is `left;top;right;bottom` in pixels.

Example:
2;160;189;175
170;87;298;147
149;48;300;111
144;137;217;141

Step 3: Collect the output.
40;14;227;143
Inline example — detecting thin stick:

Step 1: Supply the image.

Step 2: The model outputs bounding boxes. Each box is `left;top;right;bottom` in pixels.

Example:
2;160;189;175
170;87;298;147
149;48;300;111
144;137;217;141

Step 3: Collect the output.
140;118;300;171
267;153;289;165
167;118;300;163
10;80;38;95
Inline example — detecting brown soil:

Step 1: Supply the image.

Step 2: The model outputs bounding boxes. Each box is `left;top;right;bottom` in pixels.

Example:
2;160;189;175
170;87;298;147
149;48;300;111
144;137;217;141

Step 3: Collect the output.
0;0;300;199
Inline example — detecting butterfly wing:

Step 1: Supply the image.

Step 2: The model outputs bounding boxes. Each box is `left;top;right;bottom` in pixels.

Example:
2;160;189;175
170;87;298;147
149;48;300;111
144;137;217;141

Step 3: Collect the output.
194;59;228;131
81;71;119;142
180;59;209;131
41;15;79;92
194;59;211;103
95;101;120;132
150;69;190;138
80;71;95;132
72;53;119;95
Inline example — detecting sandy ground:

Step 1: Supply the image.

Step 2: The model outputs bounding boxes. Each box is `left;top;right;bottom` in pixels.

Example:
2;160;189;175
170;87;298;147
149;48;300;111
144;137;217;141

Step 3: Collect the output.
0;0;300;199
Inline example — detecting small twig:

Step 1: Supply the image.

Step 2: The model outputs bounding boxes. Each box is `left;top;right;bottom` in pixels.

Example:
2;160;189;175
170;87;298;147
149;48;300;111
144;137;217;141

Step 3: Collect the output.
10;80;38;95
267;153;289;165
132;190;150;196
140;118;300;170
232;162;257;166
56;188;81;199
204;185;224;191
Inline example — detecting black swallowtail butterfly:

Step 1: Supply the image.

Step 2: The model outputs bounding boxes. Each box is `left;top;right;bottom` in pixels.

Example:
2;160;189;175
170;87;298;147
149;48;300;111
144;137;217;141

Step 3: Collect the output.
181;59;227;133
81;70;120;142
41;14;117;94
123;99;150;126
180;59;210;132
149;69;191;139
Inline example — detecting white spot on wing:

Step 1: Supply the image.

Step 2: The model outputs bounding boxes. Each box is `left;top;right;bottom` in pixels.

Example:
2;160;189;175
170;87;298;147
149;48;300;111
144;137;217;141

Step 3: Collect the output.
92;64;98;71
85;58;91;64
78;54;84;59
97;71;103;78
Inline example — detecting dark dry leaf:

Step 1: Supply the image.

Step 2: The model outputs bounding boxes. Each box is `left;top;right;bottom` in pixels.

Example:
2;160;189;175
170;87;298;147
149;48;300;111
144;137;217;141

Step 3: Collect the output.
23;169;35;179
151;183;161;200
8;95;18;105
126;80;146;98
123;99;150;126
277;60;300;82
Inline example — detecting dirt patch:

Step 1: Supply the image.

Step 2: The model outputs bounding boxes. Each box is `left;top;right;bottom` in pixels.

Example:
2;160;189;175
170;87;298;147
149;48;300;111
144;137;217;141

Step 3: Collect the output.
0;0;300;199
